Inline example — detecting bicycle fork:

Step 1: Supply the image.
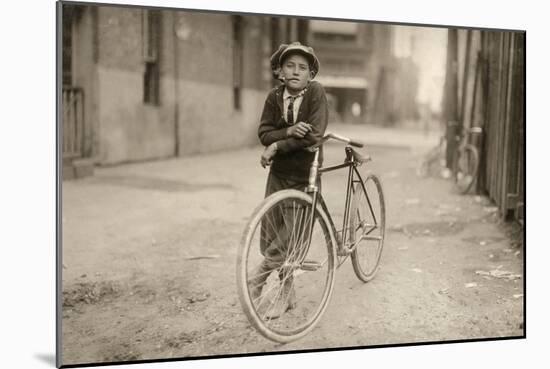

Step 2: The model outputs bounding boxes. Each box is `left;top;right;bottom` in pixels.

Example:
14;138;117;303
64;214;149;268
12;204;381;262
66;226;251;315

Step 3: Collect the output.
290;148;322;272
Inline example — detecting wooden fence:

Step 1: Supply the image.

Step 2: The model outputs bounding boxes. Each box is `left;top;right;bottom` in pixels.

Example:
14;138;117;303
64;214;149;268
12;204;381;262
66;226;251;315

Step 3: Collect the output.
447;29;525;223
481;31;525;223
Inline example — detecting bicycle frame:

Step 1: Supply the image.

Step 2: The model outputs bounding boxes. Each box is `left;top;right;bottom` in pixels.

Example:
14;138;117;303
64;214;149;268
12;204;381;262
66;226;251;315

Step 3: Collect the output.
303;146;375;257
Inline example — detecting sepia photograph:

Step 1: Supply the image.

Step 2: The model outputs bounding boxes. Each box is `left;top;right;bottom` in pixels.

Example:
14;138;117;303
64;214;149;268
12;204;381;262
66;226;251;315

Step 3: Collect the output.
57;0;525;367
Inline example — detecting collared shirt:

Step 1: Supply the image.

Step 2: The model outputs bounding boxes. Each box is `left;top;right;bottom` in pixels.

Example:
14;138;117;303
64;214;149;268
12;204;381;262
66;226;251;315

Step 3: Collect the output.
283;87;306;125
258;81;329;182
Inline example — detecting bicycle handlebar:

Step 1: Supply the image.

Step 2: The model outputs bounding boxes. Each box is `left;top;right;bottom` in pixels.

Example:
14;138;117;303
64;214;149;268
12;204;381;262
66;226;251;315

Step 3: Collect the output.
308;132;364;150
325;132;364;148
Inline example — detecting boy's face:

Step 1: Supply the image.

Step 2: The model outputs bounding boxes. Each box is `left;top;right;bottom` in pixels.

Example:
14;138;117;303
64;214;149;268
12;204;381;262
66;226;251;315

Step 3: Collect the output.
280;53;312;94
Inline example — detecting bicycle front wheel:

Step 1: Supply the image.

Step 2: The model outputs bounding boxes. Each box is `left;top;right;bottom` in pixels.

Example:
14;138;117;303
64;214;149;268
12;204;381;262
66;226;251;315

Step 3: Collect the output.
453;144;479;194
350;174;386;282
237;189;337;343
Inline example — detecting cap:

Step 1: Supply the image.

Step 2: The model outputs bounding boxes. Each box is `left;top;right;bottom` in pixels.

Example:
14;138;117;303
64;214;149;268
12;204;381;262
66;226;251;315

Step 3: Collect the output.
279;42;320;78
269;42;320;80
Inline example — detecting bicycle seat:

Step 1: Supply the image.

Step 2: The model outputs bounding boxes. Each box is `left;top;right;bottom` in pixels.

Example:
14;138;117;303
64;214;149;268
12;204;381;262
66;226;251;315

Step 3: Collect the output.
350;147;371;164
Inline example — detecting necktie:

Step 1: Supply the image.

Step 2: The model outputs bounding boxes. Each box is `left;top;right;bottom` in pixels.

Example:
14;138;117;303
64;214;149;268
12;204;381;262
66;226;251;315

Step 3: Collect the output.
287;96;296;125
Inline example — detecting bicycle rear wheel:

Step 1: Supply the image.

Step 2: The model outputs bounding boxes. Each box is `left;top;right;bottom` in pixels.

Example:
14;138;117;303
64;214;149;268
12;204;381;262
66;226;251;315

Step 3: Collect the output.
350;174;386;282
237;189;337;343
453;144;479;194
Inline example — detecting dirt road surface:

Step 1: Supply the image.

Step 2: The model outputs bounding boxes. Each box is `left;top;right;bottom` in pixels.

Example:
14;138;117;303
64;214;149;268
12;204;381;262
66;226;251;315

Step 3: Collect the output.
61;125;523;365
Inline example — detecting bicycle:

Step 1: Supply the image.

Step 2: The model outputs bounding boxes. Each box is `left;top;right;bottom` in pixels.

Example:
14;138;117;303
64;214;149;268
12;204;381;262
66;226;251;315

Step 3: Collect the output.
452;50;486;195
417;134;449;179
452;126;482;194
236;132;386;343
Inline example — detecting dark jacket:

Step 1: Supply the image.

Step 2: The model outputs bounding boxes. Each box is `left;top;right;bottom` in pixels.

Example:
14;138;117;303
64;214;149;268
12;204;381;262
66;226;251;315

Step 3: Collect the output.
258;81;329;182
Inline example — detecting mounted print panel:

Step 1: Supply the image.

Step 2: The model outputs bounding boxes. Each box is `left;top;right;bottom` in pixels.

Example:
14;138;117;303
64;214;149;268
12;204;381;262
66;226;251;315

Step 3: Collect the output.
57;0;525;367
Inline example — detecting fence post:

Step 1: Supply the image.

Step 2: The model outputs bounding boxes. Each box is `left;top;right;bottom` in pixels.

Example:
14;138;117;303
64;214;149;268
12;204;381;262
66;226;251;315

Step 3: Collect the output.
443;29;459;168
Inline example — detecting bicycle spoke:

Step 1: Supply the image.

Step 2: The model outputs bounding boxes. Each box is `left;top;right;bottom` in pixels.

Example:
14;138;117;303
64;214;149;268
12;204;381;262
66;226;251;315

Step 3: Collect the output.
293;208;311;263
288;201;299;256
283;205;308;266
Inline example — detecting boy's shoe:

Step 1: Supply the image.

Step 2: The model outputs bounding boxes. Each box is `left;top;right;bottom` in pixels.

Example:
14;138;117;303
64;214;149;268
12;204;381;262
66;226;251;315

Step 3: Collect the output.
264;278;296;320
248;260;272;302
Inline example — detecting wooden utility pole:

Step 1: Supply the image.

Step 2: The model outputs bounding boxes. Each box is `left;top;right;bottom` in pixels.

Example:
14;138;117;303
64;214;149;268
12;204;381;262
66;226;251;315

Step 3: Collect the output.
442;28;459;168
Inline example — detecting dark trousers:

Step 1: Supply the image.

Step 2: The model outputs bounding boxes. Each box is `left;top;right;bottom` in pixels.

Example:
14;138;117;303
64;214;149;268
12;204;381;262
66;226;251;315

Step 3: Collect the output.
260;171;321;269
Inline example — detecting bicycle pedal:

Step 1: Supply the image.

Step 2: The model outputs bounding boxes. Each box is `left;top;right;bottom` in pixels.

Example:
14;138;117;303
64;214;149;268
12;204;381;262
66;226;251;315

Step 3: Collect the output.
337;247;353;256
300;260;322;271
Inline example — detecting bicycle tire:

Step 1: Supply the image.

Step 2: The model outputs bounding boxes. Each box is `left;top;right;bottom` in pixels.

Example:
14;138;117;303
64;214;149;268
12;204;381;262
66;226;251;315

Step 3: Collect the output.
350;174;386;282
236;189;337;343
453;144;479;194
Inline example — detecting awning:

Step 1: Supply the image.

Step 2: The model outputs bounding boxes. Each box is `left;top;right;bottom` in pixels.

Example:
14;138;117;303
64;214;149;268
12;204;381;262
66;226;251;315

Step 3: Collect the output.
315;75;368;89
309;20;358;35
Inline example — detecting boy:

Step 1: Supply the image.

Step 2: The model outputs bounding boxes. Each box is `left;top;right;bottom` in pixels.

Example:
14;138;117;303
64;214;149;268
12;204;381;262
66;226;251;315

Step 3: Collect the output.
251;42;329;318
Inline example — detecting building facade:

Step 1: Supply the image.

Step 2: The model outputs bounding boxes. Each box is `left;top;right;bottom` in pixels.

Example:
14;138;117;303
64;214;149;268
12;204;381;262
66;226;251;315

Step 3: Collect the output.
61;4;418;179
303;20;395;125
62;3;305;177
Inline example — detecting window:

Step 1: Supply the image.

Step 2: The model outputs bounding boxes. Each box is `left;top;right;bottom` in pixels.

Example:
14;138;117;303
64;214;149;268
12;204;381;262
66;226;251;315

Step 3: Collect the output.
62;6;74;86
309;20;358;44
232;15;244;110
143;10;161;105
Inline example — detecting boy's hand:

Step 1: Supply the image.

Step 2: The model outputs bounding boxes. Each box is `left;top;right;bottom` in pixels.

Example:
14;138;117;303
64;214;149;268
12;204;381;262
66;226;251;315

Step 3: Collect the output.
260;143;278;168
286;122;312;138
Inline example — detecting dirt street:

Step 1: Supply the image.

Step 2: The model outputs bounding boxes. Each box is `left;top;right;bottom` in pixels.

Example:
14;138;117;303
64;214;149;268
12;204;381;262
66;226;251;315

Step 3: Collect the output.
61;125;524;365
